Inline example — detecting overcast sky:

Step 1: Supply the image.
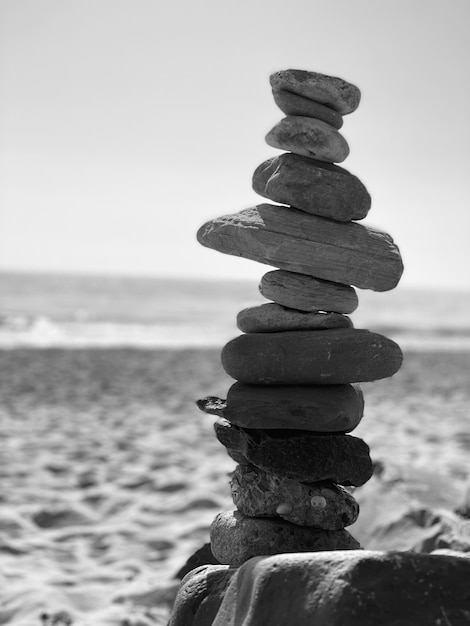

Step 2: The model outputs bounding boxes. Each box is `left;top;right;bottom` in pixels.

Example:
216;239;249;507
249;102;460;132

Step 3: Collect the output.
1;0;469;289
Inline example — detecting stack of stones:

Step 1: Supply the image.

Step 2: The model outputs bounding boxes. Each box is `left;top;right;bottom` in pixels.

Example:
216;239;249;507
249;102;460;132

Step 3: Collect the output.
196;69;404;568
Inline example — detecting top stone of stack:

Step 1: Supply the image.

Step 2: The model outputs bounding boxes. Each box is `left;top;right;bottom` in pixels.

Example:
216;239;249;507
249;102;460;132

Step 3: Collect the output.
270;69;361;115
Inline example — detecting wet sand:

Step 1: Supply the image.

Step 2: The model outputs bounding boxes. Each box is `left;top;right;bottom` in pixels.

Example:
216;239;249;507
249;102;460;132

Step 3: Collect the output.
0;348;469;625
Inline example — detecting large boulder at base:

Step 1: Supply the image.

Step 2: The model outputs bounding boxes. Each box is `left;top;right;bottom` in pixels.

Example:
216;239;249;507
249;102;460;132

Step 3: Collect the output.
266;116;349;163
236;303;352;333
272;89;343;128
198;382;364;432
230;464;359;529
210;511;360;567
214;419;373;486
221;329;403;385
212;551;470;626
259;269;358;313
252;153;370;221
169;564;236;626
270;68;361;114
197;204;404;291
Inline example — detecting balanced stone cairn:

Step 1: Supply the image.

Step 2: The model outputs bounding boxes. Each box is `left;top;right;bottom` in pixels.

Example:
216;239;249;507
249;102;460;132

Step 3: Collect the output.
196;69;404;569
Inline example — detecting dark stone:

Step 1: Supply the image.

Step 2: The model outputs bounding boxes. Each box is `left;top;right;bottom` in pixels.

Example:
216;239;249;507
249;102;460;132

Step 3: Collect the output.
214;420;373;487
259;270;358;313
252;153;370;221
237;303;352;333
265;116;349;163
175;543;221;580
221;329;403;385
197;204;404;292
212;551;470;625
210;511;360;567
230;464;359;529
272;89;343;128
197;382;364;432
169;564;236;626
270;69;361;114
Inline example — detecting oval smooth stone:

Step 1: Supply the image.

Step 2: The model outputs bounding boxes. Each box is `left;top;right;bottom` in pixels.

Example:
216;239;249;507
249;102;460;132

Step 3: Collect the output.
224;382;364;432
266;116;349;163
237;303;352;334
272;90;343;128
270;69;361;114
221;329;403;384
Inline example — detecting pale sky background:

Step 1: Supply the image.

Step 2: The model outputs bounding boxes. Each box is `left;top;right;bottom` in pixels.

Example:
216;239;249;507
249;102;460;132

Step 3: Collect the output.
1;0;469;290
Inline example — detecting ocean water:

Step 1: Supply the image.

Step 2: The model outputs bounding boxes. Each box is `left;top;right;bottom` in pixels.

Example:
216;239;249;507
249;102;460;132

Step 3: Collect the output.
1;271;470;350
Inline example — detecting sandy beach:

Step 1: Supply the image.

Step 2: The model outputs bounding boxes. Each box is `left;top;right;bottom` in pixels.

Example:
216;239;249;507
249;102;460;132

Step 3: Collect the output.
1;347;469;625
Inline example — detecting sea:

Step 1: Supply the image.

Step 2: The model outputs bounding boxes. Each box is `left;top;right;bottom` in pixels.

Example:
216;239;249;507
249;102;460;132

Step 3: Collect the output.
1;270;470;351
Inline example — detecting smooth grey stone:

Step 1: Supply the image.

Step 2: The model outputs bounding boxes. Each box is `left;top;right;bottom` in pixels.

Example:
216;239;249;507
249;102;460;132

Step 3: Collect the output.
214;420;373;487
259;270;358;313
252;153;370;221
237;303;352;333
197;204;404;292
221;329;403;385
270;69;361;114
210;511;360;567
198;382;364;432
212;551;470;626
230;464;359;529
266;116;349;163
272;89;343;128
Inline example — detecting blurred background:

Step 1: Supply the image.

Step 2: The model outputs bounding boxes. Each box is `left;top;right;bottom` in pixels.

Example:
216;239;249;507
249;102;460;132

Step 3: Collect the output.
1;2;469;625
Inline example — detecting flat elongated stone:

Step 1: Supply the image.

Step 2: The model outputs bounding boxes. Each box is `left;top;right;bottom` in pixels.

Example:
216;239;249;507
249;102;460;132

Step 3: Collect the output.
237;303;352;333
272;90;343;128
270;69;361;114
210;511;360;567
230;465;359;529
260;270;358;313
198;382;364;432
222;329;403;385
197;204;404;291
212;552;470;626
252;153;371;221
266;116;349;163
214;420;373;486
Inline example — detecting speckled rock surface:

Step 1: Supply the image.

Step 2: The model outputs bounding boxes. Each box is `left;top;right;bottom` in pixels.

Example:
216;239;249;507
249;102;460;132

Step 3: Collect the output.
169;564;235;626
198;382;364;432
266;116;349;163
230;464;359;529
237;303;352;333
197;204;404;291
272;90;343;128
221;329;403;385
212;551;470;626
259;270;358;313
270;69;361;114
252;153;370;221
210;511;360;567
214;420;373;486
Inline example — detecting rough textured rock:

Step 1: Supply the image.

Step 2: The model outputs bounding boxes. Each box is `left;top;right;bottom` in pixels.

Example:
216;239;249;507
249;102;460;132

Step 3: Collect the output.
212;551;470;626
197;204;404;291
230;464;359;529
198;382;364;432
272;89;343;128
175;542;221;580
169;564;236;626
237;303;352;333
259;270;358;313
270;69;361;114
214;420;373;486
266;116;349;163
252;153;370;221
210;511;360;567
222;329;403;385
